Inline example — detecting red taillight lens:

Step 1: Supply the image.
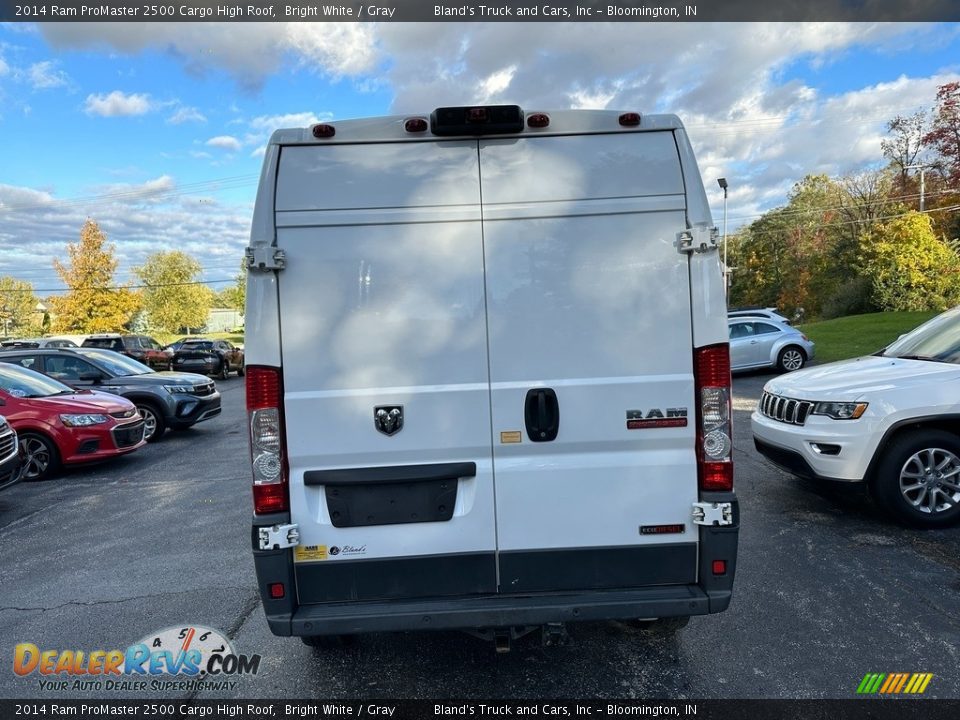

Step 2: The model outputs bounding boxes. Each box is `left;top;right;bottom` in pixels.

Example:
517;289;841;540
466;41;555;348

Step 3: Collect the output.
527;113;550;128
694;344;733;492
312;123;335;139
619;112;641;127
247;366;289;514
404;118;428;133
712;560;727;575
269;582;286;599
247;366;280;411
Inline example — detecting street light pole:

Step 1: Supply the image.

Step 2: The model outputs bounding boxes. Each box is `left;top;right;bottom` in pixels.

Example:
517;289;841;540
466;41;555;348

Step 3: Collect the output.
717;177;729;301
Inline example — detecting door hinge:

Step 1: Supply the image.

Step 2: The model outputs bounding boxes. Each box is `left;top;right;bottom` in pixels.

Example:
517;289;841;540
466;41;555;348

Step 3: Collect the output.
677;226;719;254
245;246;286;272
692;502;733;526
258;523;300;550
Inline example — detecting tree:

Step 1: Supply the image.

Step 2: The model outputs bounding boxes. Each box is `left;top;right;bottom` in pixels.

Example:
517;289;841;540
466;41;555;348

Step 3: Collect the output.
728;175;849;317
0;276;40;338
923;82;960;185
50;219;139;333
859;212;960;312
215;258;246;311
134;251;213;333
881;111;927;184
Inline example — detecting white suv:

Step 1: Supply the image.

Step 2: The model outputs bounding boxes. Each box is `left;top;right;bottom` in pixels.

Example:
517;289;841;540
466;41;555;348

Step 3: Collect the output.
752;305;960;528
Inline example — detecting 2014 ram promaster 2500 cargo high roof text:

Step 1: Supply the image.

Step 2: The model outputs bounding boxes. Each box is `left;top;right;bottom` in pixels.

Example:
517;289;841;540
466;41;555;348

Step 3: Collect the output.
244;106;739;649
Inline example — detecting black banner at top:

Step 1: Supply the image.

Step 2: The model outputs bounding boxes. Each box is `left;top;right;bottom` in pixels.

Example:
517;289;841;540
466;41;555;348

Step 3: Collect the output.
1;700;960;720
1;0;959;22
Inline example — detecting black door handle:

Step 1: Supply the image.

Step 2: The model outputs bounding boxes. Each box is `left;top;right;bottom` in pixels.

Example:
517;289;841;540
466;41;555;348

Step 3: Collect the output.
525;388;559;442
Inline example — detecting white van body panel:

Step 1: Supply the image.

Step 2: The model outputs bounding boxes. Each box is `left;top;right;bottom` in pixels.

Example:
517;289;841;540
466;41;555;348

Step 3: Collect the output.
248;109;738;632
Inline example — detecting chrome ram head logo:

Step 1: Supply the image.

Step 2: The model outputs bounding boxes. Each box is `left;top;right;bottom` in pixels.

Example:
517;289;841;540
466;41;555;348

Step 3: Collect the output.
374;406;404;436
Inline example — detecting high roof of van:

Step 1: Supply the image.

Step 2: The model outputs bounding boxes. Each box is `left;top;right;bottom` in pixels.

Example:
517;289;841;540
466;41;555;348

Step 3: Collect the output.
267;109;688;146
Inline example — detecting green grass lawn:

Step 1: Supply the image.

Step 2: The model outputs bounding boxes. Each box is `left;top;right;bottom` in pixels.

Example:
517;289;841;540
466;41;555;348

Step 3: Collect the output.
797;311;938;364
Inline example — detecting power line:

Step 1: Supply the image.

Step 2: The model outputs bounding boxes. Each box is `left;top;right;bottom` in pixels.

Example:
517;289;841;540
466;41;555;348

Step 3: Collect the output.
0;279;237;294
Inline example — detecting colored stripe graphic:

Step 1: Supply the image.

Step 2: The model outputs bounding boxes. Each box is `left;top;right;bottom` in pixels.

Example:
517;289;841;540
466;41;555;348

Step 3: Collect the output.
858;673;933;694
857;674;885;694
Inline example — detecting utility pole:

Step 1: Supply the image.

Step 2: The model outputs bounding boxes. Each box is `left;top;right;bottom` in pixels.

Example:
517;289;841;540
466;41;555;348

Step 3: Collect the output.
904;163;931;212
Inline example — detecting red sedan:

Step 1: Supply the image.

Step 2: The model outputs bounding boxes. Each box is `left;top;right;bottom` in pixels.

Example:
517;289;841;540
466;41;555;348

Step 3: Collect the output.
0;363;146;481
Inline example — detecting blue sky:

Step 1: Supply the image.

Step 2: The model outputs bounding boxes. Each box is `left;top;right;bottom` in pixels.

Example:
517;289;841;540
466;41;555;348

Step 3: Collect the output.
0;21;958;295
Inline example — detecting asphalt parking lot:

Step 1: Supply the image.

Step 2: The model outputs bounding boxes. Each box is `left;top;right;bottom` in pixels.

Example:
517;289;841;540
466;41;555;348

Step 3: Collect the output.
0;372;958;700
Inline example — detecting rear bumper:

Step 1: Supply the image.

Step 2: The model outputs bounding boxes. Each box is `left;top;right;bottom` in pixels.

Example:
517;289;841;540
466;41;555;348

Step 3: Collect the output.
252;496;738;637
286;585;725;637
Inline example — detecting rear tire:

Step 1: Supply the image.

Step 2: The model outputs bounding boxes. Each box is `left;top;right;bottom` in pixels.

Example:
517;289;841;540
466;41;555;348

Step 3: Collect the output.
218;360;230;380
870;429;960;528
777;345;806;372
237;364;245;377
19;432;61;482
136;403;167;442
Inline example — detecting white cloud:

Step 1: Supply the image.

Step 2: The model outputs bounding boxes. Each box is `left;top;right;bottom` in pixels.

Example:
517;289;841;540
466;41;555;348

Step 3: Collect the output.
206;135;242;152
248;112;331;131
167;106;207;124
26;60;69;89
84;90;153;117
476;66;516;104
0;179;252;293
15;20;960;242
39;22;380;88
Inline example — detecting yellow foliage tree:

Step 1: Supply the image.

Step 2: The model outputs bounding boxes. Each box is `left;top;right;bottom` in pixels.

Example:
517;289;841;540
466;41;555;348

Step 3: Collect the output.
0;276;41;338
134;251;213;333
859;212;960;311
50;219;139;333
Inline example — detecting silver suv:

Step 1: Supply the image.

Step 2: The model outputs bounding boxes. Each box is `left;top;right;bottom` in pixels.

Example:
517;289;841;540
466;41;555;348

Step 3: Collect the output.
0;348;220;442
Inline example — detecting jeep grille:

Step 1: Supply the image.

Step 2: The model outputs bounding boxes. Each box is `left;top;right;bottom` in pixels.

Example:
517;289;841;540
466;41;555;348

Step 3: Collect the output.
759;391;813;426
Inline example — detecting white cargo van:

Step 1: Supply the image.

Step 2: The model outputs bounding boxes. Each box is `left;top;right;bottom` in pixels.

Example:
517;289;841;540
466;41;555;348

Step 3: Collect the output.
246;106;738;647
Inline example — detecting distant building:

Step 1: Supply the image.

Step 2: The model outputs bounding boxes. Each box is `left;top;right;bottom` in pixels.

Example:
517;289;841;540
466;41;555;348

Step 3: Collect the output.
207;308;244;333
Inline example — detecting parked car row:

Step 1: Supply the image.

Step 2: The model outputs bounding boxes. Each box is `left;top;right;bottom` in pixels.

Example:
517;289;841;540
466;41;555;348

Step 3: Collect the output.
169;339;245;379
0;344;226;482
1;334;245;380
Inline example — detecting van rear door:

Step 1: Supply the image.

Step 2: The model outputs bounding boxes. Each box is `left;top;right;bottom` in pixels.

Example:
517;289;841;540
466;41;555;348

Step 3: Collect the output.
479;132;701;592
274;141;499;603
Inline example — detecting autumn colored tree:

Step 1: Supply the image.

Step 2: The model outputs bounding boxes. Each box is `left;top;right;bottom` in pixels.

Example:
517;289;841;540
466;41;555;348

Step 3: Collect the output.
859;212;960;312
134;251;214;333
923;82;960;185
50;219;139;333
728;175;849;317
0;276;41;338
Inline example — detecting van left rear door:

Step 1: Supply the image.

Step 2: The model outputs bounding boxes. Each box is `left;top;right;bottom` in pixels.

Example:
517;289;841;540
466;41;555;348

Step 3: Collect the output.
274;140;500;604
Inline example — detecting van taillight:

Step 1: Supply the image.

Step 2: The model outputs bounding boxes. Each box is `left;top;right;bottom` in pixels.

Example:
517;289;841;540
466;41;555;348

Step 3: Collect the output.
693;344;733;491
247;366;289;514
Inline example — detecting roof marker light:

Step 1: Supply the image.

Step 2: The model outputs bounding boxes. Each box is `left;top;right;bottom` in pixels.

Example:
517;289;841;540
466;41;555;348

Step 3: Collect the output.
619;112;641;127
312;124;336;139
527;113;550;129
404;118;428;133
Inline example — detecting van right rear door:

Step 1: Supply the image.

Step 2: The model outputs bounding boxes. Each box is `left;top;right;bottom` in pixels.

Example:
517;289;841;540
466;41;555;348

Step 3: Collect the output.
479;131;702;593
